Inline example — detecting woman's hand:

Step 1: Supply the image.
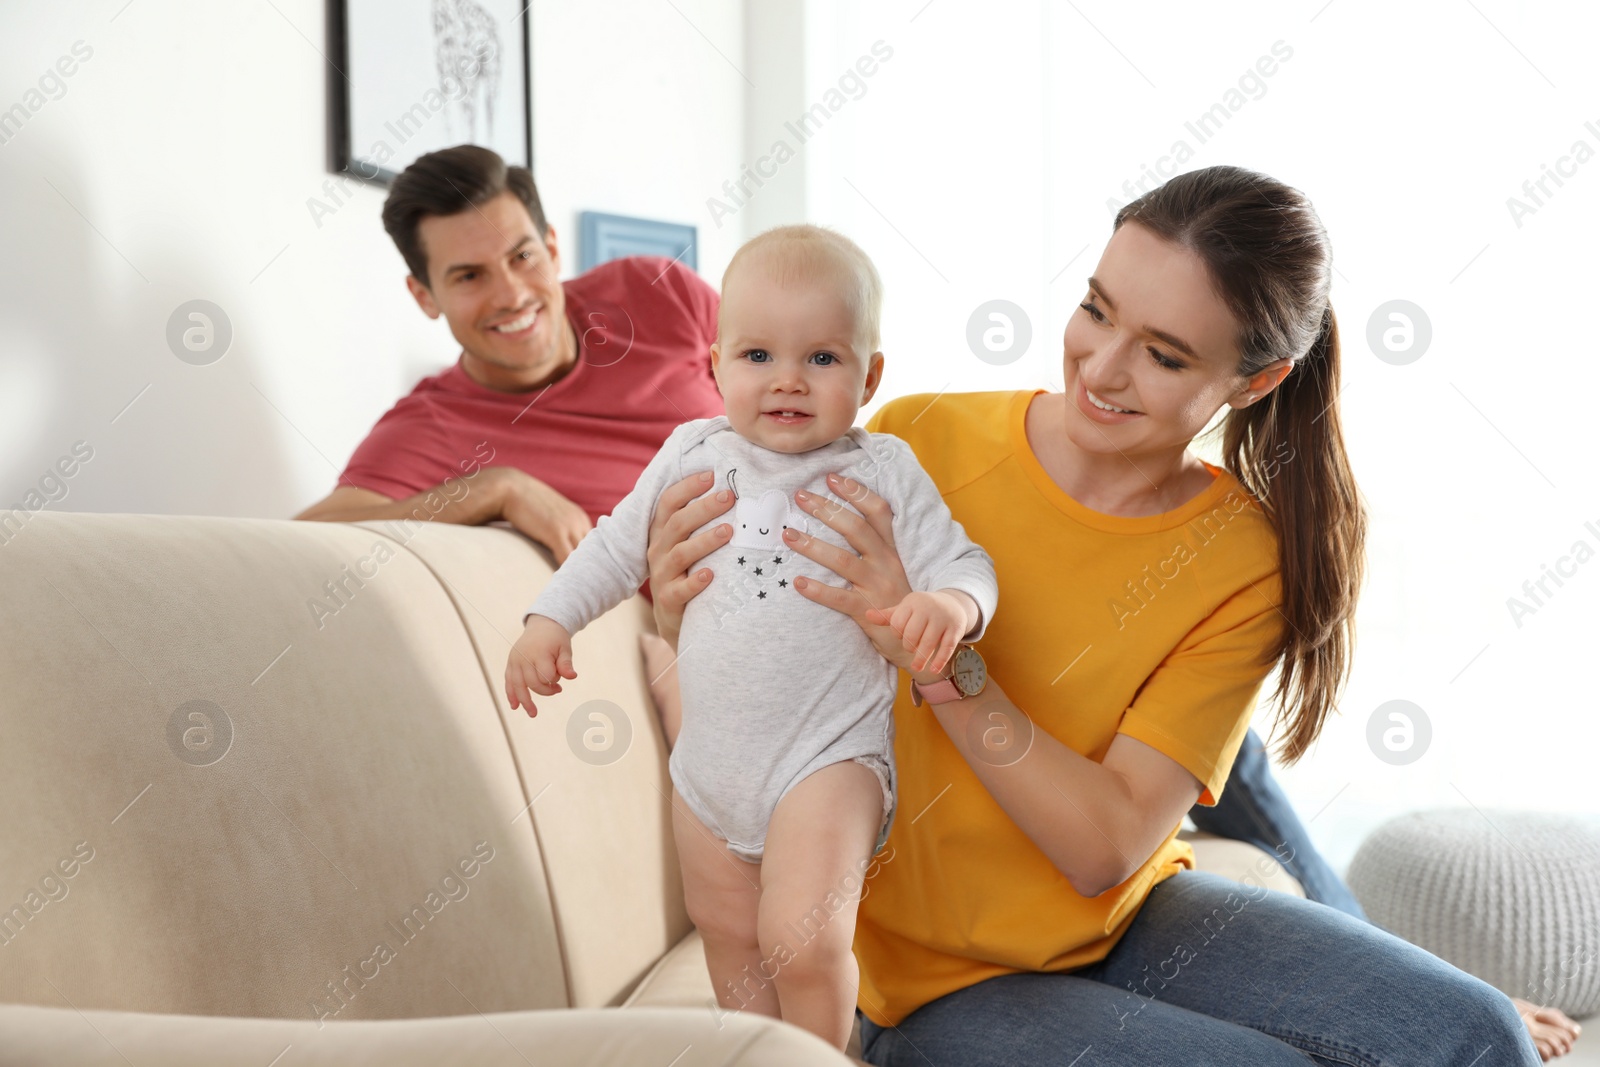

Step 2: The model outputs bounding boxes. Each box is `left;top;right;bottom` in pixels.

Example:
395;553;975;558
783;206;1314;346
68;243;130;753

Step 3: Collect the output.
644;470;736;651
784;472;929;675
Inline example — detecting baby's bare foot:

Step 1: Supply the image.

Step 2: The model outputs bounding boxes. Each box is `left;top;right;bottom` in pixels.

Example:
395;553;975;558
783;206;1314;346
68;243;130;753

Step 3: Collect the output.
1511;997;1583;1061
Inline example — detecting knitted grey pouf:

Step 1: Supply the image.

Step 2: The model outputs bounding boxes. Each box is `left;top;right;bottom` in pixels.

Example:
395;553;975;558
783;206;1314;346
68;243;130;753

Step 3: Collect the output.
1347;808;1600;1019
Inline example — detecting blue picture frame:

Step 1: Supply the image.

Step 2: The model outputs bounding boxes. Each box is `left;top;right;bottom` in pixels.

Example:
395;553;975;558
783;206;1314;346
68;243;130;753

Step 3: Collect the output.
578;211;698;273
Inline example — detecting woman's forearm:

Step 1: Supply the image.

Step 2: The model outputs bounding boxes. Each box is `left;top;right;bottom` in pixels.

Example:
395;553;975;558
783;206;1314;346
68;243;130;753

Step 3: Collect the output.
917;675;1145;897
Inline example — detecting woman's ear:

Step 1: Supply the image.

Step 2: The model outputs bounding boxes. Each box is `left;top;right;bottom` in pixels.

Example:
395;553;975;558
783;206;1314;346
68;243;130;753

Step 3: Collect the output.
1226;358;1293;409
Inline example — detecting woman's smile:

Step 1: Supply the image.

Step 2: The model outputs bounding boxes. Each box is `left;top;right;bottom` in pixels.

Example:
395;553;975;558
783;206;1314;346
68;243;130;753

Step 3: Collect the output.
1074;377;1143;423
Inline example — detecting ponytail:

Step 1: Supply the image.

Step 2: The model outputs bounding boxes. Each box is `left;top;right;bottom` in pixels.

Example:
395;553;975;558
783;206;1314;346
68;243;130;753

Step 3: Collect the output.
1115;166;1366;766
1221;305;1366;764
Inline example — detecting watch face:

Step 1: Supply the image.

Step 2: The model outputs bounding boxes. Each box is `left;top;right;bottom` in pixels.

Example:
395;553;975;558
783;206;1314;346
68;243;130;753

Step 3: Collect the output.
951;646;986;696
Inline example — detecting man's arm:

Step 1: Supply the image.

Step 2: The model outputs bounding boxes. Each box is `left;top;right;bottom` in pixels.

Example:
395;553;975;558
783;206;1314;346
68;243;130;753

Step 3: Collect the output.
294;468;595;563
294;470;507;526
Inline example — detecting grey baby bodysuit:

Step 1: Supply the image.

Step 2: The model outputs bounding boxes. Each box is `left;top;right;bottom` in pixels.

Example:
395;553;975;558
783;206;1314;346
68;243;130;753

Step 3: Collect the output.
524;416;999;863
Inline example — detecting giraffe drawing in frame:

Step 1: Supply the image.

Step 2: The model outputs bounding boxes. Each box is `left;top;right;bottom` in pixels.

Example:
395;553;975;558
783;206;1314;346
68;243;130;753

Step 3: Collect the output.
432;0;501;143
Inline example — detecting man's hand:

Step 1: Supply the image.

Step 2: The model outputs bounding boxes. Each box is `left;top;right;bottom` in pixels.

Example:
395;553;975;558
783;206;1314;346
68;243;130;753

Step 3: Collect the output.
505;615;577;717
296;467;593;565
497;468;594;564
876;589;972;675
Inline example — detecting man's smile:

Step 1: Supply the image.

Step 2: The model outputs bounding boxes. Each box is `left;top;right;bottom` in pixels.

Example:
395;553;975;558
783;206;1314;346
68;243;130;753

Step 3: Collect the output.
489;305;543;337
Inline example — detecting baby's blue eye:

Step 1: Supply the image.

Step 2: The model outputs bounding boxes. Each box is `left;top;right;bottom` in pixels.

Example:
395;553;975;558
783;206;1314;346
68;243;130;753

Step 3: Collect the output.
744;350;770;363
811;352;837;366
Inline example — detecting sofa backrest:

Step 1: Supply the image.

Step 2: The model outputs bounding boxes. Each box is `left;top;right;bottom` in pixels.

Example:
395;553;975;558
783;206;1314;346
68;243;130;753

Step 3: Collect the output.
0;513;688;1023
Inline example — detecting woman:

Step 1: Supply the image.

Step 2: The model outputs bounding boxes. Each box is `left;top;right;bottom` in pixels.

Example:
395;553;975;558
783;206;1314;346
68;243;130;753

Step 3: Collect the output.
641;166;1572;1063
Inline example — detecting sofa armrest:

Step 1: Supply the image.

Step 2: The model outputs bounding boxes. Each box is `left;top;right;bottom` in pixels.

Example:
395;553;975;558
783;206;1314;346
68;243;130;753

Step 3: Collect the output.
0;1003;856;1067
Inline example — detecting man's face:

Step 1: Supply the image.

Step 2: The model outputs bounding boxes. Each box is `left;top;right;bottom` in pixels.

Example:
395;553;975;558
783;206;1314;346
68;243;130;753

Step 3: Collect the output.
404;190;570;391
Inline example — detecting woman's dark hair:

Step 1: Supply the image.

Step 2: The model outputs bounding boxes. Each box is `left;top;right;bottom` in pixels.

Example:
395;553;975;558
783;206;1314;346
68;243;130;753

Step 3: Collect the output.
1114;165;1365;765
381;144;548;286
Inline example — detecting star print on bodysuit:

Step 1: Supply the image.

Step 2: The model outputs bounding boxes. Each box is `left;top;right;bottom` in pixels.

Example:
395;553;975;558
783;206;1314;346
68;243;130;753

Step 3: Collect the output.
732;489;793;601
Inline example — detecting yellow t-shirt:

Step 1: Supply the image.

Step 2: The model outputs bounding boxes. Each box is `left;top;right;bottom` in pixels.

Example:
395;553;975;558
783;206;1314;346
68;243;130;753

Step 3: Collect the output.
855;388;1285;1029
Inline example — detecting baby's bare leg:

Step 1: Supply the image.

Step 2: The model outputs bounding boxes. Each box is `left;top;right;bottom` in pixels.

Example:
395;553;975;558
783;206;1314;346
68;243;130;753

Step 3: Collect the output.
669;785;777;1021
639;632;682;751
758;759;885;1051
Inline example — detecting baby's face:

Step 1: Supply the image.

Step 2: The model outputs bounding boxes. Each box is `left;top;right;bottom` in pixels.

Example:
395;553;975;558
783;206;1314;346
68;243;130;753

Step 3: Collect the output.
710;267;883;454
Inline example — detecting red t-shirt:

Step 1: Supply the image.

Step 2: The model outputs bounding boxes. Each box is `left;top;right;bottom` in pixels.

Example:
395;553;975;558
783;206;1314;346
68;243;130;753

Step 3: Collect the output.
338;255;726;525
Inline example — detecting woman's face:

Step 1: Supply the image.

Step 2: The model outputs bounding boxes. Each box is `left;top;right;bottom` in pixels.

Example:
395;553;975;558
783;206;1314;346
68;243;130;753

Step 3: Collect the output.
1059;221;1279;460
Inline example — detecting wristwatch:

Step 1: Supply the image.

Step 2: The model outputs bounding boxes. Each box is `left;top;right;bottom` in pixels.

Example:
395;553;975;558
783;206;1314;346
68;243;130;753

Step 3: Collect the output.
910;642;988;706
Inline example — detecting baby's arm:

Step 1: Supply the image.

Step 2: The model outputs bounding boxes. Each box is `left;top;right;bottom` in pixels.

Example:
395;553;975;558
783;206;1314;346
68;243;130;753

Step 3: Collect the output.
507;422;701;714
518;421;698;636
869;434;1001;648
505;615;576;717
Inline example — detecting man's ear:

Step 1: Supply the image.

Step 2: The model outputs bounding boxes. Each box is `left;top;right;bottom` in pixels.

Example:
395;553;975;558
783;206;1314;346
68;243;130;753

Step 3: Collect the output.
405;274;441;320
543;224;561;275
1226;357;1293;409
860;351;886;405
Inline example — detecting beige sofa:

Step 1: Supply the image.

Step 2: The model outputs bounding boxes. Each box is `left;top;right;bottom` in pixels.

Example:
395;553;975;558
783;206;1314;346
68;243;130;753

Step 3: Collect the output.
0;511;1303;1065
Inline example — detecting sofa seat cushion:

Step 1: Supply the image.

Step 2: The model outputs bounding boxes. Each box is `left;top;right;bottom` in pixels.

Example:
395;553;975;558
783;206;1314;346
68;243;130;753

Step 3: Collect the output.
622;929;716;1012
1182;830;1306;898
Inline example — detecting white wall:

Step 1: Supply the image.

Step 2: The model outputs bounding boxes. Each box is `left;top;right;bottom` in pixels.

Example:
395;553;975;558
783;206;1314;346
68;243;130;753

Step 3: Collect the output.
781;0;1600;870
0;0;746;520
7;0;1597;869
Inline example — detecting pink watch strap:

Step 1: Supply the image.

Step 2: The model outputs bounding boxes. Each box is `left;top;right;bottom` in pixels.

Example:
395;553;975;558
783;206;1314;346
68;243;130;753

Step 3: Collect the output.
911;676;963;707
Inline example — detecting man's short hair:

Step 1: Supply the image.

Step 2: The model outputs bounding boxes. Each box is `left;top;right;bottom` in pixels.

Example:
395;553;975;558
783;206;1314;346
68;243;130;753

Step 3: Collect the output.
381;144;549;287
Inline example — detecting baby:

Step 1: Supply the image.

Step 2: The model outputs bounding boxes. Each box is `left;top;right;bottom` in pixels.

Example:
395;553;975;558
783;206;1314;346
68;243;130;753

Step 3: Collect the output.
504;224;998;1051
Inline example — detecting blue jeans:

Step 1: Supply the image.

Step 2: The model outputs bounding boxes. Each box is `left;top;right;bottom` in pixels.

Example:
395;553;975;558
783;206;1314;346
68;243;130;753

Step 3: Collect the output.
1187;726;1370;922
858;869;1540;1065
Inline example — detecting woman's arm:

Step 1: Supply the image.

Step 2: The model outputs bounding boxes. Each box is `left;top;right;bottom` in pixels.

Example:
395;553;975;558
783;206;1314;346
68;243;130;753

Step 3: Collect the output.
916;673;1205;896
788;472;1206;897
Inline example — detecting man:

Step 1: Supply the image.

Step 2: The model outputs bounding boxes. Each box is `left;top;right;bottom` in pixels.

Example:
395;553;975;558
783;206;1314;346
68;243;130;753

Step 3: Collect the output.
294;144;724;567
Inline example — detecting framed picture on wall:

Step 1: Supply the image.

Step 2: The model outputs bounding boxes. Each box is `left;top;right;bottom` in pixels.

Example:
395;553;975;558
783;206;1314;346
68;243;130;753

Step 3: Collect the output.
578;212;699;274
330;0;532;186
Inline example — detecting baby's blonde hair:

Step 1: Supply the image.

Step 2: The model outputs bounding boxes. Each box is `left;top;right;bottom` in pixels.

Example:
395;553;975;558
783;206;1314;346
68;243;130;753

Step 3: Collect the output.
720;224;883;353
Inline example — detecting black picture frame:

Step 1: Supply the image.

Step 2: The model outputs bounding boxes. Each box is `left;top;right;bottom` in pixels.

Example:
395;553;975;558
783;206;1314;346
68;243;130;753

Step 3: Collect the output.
329;0;533;187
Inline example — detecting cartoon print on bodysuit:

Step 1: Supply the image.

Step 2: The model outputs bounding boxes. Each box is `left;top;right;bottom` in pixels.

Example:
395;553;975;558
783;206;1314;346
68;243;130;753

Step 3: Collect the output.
727;467;808;597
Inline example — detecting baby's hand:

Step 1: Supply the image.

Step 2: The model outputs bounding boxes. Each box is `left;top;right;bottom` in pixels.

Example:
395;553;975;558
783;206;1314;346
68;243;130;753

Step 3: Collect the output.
505;615;577;718
881;590;968;674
